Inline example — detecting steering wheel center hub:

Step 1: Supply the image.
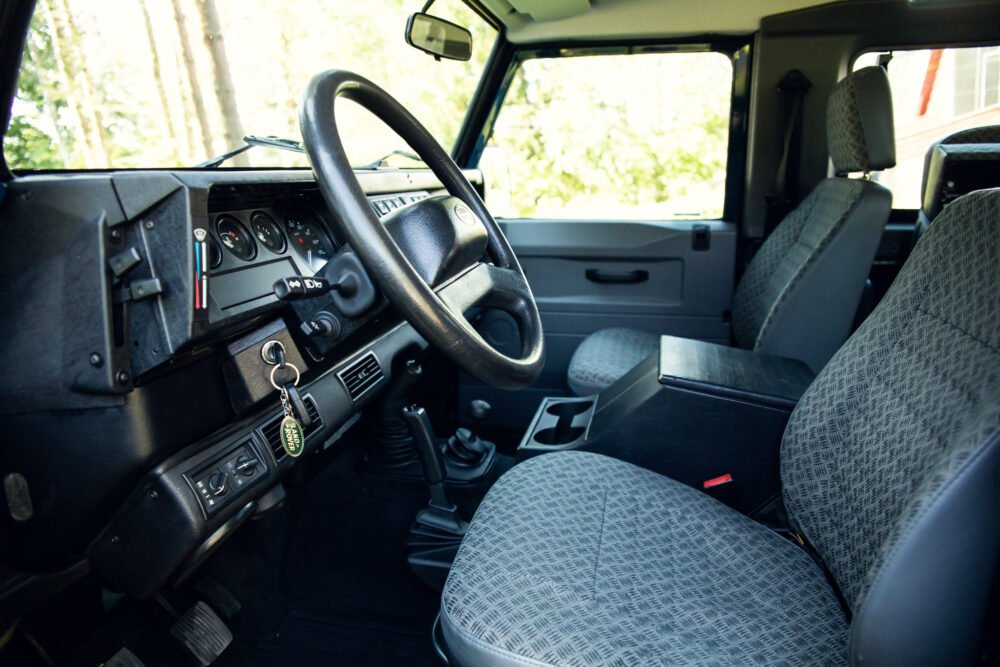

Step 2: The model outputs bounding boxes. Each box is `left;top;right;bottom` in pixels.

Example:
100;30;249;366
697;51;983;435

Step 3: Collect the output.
383;195;489;286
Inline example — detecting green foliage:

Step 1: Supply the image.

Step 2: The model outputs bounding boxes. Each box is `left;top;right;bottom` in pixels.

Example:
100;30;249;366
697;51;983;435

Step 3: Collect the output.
3;0;497;170
487;53;732;219
5;115;62;169
4;10;68;170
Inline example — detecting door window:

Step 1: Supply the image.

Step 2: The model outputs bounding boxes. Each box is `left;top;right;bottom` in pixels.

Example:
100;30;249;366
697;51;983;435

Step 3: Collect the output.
481;51;734;220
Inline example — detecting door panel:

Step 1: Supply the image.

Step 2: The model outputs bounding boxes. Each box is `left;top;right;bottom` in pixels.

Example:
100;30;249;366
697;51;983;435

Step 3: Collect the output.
460;218;737;432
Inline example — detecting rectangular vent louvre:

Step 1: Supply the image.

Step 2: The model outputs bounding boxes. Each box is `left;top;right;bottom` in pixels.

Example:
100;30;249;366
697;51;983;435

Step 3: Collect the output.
338;352;383;402
207;182;321;212
261;396;322;463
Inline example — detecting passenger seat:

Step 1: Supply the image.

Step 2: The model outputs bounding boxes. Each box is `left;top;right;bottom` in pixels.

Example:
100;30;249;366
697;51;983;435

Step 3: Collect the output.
567;66;895;395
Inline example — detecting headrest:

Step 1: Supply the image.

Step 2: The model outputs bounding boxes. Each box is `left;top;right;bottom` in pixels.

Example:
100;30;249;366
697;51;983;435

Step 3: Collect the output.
921;142;1000;222
920;125;1000;221
826;66;896;174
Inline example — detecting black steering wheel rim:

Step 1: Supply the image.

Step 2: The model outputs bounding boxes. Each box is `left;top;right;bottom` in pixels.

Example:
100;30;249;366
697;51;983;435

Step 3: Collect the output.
300;69;545;390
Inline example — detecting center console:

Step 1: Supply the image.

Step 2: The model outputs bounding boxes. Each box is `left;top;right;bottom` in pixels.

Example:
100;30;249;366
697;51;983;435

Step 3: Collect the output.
519;335;816;513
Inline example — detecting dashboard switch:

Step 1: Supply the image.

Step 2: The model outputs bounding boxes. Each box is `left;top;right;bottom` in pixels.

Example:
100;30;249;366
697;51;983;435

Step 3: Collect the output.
301;311;341;339
234;454;259;477
207;471;228;497
188;442;264;515
108;247;142;278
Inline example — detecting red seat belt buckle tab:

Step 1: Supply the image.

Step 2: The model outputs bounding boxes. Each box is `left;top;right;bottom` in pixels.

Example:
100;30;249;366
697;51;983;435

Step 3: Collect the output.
703;473;733;489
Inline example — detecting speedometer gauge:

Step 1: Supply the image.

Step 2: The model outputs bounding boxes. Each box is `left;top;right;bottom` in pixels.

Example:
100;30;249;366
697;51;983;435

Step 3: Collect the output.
285;211;335;271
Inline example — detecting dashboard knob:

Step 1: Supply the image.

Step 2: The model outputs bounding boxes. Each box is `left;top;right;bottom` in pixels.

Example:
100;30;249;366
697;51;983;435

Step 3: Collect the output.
207;471;229;496
301;311;341;339
234;454;259;477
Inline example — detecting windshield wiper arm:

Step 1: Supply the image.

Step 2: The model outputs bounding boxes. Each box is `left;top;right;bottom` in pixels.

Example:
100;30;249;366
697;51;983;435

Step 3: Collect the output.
359;149;423;170
196;134;305;168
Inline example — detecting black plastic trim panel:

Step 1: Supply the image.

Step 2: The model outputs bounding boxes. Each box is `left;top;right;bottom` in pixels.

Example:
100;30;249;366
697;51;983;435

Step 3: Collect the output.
87;321;427;598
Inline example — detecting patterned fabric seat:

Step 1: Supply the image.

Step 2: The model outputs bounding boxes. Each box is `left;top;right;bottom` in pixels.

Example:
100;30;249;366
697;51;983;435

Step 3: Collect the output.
442;188;1000;666
568;66;896;395
442;451;849;665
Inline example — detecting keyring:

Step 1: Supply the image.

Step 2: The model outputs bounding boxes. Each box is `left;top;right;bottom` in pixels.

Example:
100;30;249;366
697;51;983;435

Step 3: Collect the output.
270;362;300;390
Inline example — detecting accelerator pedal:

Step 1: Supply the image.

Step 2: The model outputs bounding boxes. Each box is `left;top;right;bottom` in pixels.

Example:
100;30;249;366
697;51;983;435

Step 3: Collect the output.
169;601;232;666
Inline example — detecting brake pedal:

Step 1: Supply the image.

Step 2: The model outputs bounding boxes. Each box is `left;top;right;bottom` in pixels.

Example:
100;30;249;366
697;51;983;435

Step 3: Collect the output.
169;601;232;666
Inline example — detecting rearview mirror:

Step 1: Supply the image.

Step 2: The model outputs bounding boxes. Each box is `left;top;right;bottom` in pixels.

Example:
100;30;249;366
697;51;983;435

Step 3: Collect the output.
405;13;473;62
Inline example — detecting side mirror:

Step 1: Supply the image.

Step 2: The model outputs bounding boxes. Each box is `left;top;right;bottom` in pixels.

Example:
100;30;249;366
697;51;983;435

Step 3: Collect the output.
405;13;473;62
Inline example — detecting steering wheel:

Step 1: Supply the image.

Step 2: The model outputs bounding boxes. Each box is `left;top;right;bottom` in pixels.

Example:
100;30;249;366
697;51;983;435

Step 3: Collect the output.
299;70;545;390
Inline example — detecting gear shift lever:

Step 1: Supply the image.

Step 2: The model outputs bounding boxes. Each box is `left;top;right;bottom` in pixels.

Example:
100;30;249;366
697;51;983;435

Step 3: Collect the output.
445;400;493;466
402;404;467;535
402;404;449;508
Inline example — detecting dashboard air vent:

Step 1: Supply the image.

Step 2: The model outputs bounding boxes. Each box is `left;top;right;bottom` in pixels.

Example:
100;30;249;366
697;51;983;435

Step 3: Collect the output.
207;182;321;212
338;352;383;402
261;396;322;463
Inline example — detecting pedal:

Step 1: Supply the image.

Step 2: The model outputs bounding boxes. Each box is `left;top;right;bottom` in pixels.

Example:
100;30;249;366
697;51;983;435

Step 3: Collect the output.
104;647;145;667
195;577;242;619
170;601;232;666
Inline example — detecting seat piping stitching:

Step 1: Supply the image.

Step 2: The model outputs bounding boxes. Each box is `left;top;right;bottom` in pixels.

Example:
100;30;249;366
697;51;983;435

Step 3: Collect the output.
915;304;999;354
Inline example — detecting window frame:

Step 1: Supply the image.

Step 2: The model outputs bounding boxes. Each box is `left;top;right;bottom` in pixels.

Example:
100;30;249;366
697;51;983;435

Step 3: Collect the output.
459;36;752;222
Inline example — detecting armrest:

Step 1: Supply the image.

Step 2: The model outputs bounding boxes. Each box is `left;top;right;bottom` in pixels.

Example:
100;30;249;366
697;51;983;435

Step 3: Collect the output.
657;336;815;410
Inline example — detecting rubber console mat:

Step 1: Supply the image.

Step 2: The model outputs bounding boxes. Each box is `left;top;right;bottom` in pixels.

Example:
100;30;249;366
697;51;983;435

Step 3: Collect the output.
216;609;438;666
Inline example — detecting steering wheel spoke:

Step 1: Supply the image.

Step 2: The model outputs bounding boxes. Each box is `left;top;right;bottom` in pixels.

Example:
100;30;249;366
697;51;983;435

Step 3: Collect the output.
436;263;527;311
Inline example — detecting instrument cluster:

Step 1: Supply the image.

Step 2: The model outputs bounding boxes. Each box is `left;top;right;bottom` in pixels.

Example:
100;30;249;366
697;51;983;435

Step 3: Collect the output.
212;207;337;275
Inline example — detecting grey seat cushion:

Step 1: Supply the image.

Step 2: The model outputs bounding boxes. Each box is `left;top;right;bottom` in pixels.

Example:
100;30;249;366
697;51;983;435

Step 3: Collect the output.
567;328;659;395
441;451;848;666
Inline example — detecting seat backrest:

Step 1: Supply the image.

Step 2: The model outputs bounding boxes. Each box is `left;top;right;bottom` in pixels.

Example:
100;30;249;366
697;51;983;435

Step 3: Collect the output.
731;66;895;371
780;188;1000;664
918;125;1000;240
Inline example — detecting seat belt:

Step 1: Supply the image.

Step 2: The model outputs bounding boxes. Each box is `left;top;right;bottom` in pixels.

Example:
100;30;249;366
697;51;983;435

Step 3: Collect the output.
763;69;813;236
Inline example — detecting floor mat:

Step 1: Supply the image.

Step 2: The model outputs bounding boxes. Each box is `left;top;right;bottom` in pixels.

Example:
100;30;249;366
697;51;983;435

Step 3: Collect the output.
281;448;443;625
207;441;507;665
218;609;438;667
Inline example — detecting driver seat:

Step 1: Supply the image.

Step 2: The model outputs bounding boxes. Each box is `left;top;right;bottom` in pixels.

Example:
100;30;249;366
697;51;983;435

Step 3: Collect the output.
441;189;1000;665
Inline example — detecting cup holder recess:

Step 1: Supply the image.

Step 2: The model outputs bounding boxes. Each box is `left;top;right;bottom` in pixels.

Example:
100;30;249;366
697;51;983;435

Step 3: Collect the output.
531;399;593;446
545;401;591;418
534;425;585;445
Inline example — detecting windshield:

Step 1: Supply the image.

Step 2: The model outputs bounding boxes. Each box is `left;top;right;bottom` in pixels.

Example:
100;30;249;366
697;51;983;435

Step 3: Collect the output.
4;0;496;170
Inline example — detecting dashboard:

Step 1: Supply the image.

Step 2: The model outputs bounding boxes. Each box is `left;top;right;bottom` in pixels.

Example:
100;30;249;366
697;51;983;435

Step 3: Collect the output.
0;167;484;598
204;183;429;318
